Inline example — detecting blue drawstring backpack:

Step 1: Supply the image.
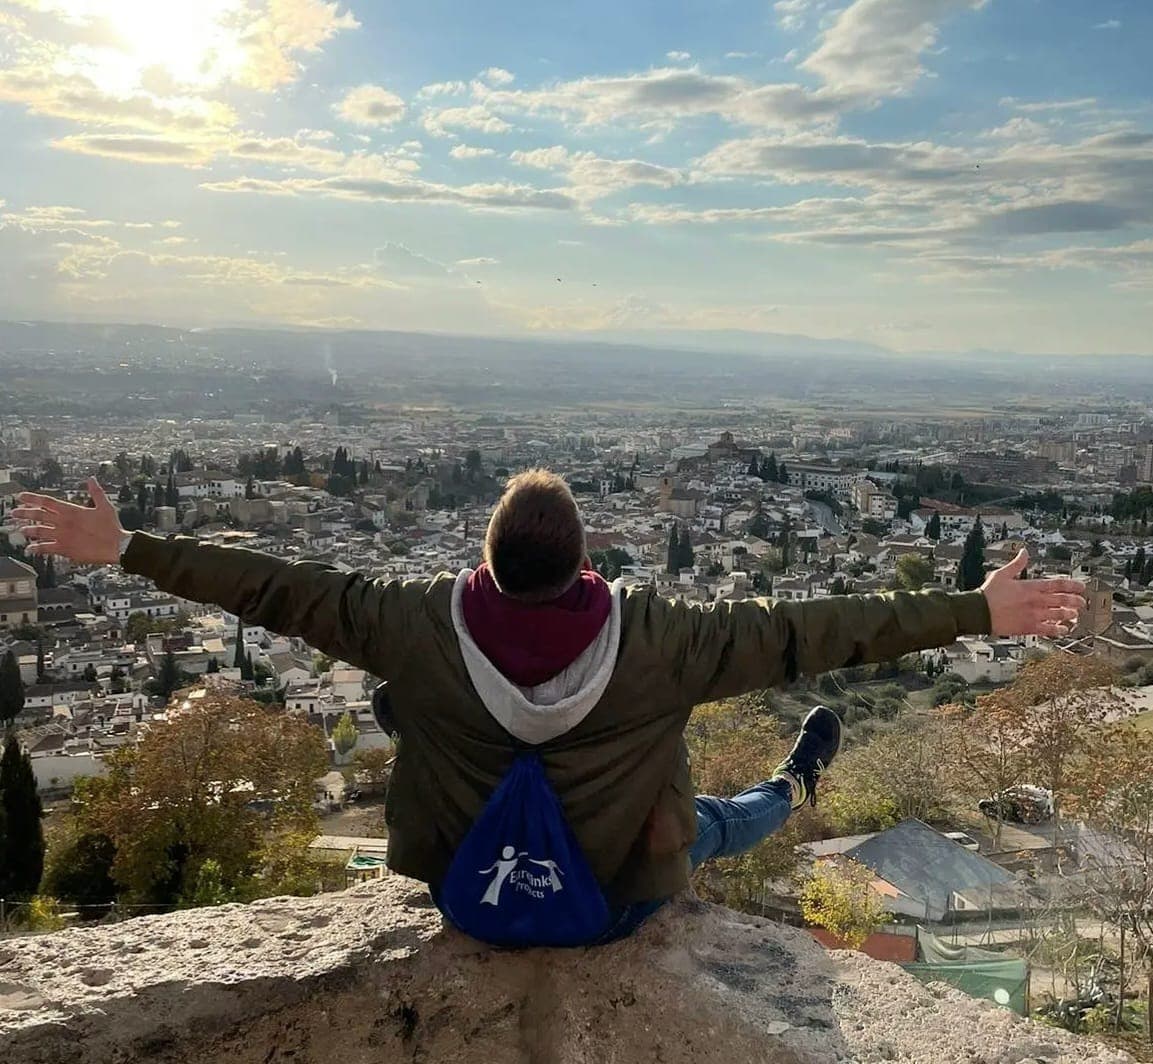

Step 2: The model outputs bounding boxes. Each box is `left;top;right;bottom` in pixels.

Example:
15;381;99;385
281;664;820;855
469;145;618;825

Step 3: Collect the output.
438;753;610;948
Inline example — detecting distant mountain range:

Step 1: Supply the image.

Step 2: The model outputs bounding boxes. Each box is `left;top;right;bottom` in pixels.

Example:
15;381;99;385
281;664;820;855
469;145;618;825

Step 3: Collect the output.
2;319;1151;409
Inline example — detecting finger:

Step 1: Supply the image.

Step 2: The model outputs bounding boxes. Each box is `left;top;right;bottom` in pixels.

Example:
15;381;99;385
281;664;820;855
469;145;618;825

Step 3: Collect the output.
25;541;58;555
1041;607;1080;624
16;493;66;513
87;476;114;511
1035;592;1089;611
1000;548;1029;577
1034;579;1087;596
11;506;59;521
1037;620;1073;638
19;524;58;541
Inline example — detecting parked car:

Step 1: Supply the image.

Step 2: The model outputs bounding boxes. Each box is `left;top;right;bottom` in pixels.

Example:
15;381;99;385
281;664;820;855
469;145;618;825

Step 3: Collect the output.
978;784;1054;825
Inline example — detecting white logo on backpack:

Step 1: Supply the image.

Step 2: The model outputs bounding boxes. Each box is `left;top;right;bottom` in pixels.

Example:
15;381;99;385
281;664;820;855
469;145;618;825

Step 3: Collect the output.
479;846;565;906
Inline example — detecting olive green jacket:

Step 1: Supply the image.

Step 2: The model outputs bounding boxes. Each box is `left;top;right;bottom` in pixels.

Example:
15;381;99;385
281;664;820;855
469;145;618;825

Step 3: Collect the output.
123;532;991;905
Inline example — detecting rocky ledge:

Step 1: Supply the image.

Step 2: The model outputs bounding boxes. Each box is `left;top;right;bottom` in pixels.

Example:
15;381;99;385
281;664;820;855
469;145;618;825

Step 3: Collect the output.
0;876;1134;1064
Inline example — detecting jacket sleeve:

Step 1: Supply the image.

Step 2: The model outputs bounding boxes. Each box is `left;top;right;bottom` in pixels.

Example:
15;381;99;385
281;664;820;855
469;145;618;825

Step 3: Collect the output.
121;532;427;679
662;588;990;705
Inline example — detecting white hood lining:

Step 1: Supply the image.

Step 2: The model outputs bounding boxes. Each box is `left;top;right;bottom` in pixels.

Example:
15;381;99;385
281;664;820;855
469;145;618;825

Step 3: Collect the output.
450;569;624;746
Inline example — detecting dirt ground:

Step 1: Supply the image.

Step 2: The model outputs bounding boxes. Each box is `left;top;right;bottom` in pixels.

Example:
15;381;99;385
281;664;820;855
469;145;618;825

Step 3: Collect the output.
319;797;388;839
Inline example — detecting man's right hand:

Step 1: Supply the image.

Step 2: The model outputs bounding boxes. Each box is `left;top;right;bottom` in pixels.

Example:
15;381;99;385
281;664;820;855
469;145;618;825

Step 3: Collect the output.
13;477;126;566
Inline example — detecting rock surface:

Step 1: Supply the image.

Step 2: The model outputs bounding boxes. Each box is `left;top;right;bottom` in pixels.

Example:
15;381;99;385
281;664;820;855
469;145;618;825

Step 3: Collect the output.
0;876;1134;1064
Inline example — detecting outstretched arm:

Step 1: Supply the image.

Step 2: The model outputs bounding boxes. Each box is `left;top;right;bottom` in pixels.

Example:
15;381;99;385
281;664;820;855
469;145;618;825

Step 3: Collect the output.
14;479;424;678
667;549;1085;704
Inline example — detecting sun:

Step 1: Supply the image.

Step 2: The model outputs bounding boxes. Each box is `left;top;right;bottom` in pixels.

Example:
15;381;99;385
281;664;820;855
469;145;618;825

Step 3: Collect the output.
55;0;248;95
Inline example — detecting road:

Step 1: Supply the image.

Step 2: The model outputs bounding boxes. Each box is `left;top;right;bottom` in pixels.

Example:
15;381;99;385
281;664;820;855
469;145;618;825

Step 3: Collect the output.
807;498;845;536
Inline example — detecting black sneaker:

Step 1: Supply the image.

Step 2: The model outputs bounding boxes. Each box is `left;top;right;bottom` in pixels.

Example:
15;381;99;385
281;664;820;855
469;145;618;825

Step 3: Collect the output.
774;705;843;810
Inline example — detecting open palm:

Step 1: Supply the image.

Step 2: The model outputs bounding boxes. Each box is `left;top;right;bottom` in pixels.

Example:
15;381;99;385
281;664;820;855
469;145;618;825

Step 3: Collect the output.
13;478;125;566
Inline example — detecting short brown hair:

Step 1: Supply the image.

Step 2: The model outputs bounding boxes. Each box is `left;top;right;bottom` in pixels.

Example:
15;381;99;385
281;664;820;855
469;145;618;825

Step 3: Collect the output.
484;469;586;602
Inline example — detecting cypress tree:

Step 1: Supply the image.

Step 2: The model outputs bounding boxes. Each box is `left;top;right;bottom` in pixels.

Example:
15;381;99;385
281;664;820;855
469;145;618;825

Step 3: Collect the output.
36;640;45;683
666;525;680;575
956;516;987;591
764;452;779;482
777;461;789;485
747;455;759;478
233;619;246;669
677;526;695;570
926;513;941;540
0;735;44;899
0;650;24;728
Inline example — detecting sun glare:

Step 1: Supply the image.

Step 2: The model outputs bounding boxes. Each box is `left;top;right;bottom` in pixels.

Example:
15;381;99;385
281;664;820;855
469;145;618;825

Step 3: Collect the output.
55;0;248;94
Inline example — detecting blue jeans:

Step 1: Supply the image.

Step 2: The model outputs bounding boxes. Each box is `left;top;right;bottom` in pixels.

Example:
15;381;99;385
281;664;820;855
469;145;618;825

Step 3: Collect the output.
595;775;793;943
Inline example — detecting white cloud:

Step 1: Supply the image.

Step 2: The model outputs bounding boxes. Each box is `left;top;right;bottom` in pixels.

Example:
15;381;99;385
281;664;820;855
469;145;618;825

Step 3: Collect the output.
666;51;692;62
450;144;498;160
422;105;512;137
417;80;469;98
774;0;813;32
478;67;844;130
1093;19;1121;30
725;51;757;59
52;133;218;165
801;0;988;97
1001;96;1099;114
335;85;406;127
457;257;499;266
478;67;516;85
510;145;683;200
236;0;361;92
200;174;578;212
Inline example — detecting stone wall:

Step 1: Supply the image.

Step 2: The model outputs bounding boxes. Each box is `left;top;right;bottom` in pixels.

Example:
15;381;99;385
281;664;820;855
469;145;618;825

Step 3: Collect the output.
0;877;1135;1064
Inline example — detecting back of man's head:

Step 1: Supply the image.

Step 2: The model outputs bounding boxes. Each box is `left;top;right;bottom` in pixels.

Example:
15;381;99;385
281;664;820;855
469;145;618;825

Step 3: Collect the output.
484;469;586;603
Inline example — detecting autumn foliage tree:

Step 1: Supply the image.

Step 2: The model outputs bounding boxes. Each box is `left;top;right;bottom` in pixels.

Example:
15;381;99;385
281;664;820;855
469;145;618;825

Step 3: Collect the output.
71;693;327;905
799;857;891;948
940;653;1123;849
686;696;819;912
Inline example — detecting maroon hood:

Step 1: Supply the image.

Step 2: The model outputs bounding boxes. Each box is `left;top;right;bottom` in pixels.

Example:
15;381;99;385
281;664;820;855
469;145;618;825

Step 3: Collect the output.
460;562;613;687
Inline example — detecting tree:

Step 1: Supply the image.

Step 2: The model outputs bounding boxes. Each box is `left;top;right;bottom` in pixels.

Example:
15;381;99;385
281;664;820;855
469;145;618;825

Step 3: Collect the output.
861;517;887;537
109;665;126;694
233;619;246;669
206;657;219;674
894;552;934;591
925;513;942;540
956;516;986;591
35;640;46;683
245;476;256;500
747;455;760;478
823;718;953;836
353;746;395;786
152;649;182;702
677;526;695;571
165;472;178;509
0;650;25;727
686;696;812;912
333;711;358;758
829;576;848;596
590;547;634;580
749;510;770;540
82;664;98;683
42;826;117;909
71;693;327;904
777;461;789;485
1089;538;1104;558
941;654;1121;850
666;524;680;575
183;858;232;908
241;652;255;683
0;735;45;899
465;449;483;481
136;482;150;516
763;452;779;482
800;858;892;948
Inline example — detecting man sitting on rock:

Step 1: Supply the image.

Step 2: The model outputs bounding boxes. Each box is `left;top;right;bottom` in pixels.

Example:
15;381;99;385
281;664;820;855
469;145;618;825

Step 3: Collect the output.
15;472;1084;946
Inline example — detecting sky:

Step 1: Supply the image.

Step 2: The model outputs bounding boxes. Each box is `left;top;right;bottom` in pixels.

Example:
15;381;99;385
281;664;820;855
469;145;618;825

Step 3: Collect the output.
0;0;1150;354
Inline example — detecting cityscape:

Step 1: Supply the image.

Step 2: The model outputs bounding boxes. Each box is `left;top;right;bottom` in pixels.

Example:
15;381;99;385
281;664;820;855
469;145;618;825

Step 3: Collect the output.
2;0;1152;1059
